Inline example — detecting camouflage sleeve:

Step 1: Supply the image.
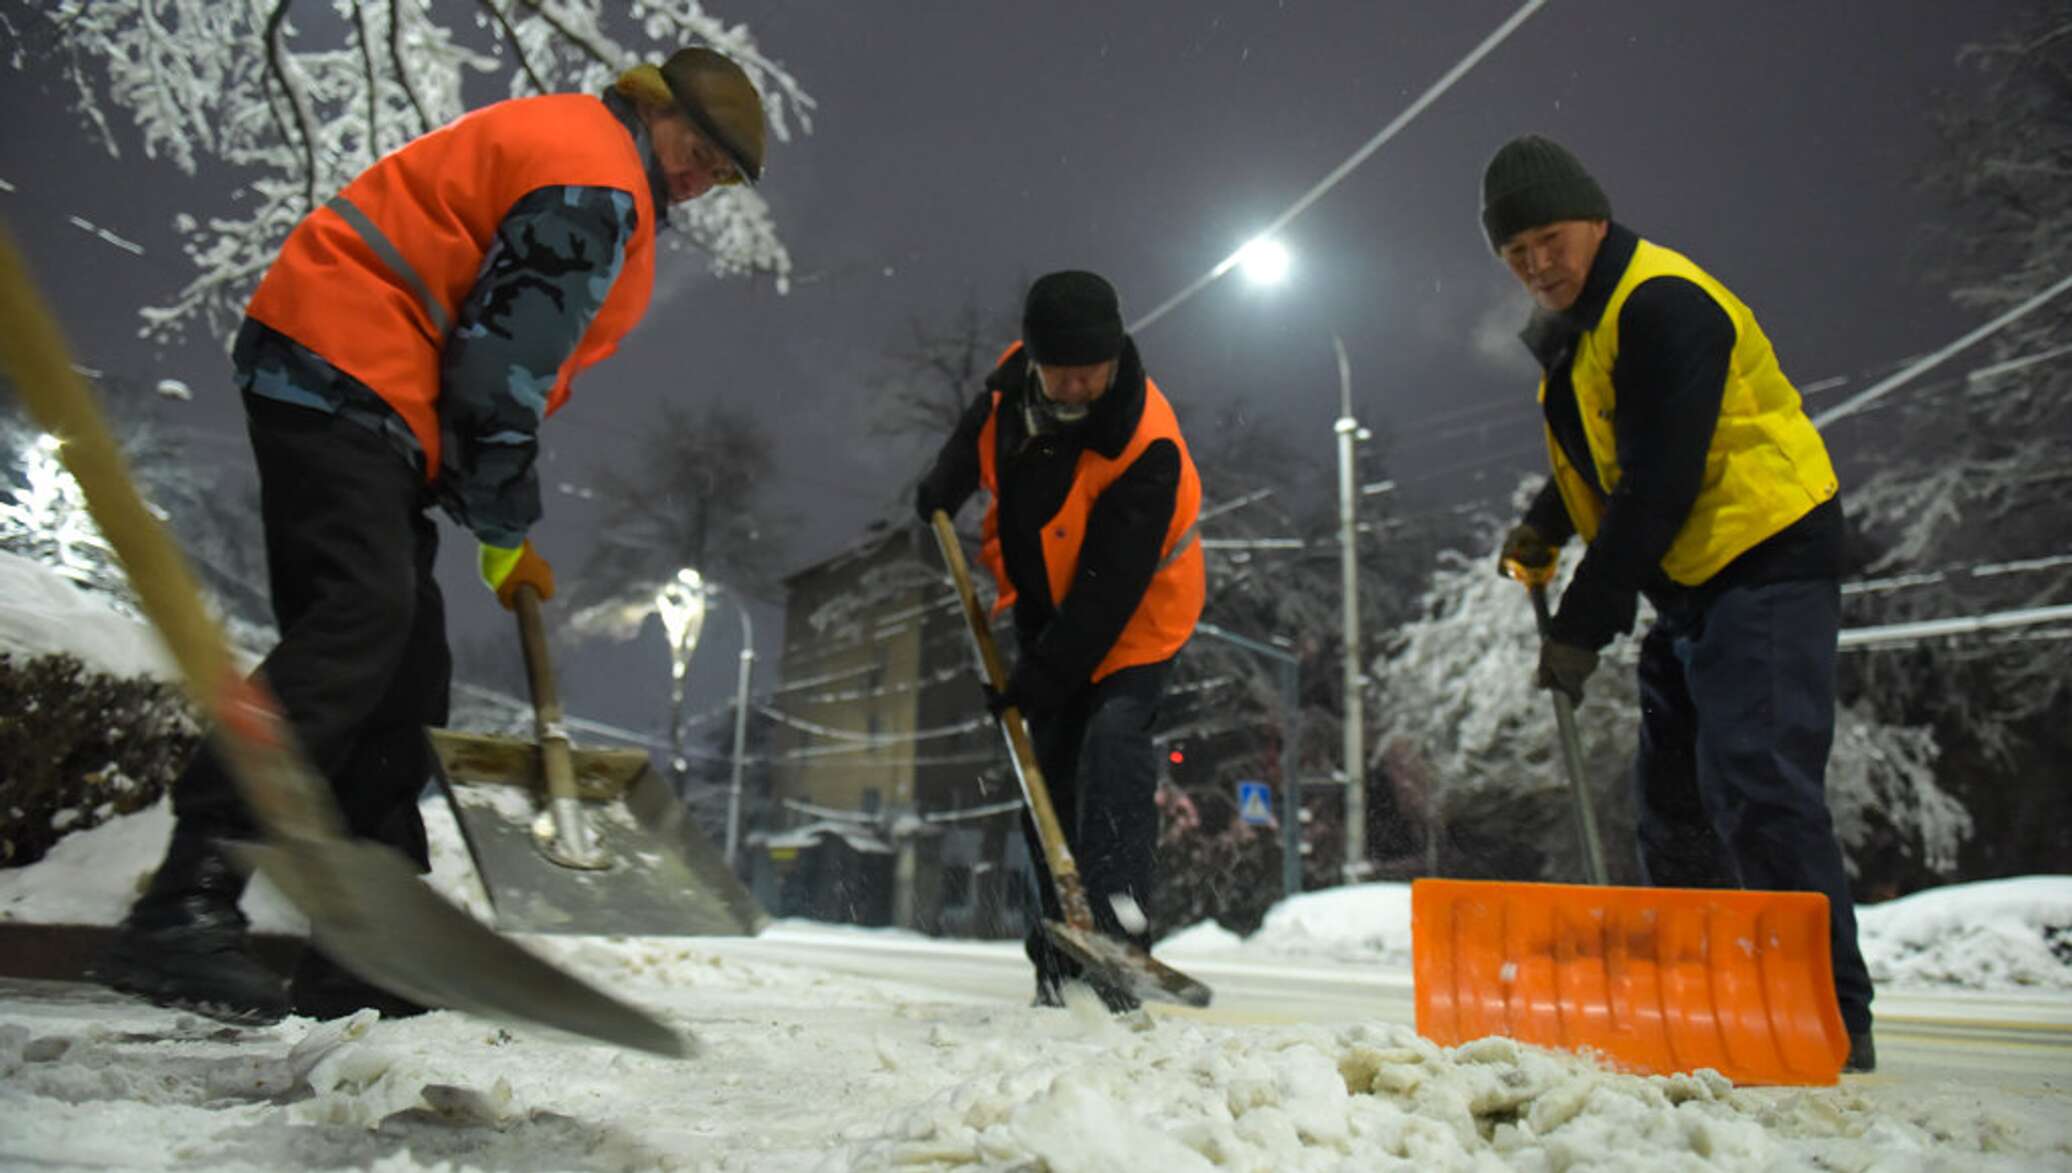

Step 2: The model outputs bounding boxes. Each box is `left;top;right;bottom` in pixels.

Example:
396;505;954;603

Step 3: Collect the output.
437;185;636;547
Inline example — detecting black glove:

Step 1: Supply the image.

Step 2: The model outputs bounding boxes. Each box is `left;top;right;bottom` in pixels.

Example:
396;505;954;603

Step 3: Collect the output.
980;680;1012;718
983;654;1076;720
915;483;948;525
1497;522;1557;583
1535;639;1599;704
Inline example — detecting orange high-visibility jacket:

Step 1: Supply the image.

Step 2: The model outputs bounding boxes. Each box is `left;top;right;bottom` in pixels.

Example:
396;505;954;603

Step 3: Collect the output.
246;94;657;480
976;345;1205;683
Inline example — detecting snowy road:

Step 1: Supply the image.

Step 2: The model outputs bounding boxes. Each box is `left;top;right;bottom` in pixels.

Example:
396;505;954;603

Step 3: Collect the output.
706;924;2072;1090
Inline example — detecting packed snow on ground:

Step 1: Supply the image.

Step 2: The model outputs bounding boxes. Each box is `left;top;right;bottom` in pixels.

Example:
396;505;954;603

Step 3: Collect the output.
4;804;2071;1168
6;547;2072;1169
4;802;2070;1171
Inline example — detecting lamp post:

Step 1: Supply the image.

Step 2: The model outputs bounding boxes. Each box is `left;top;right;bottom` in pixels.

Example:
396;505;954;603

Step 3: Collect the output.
714;585;756;869
656;570;756;869
1238;237;1368;881
1331;334;1368;880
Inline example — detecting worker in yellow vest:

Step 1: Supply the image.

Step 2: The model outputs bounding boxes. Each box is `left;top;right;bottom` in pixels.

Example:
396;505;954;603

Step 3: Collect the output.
1480;135;1874;1073
95;49;767;1027
916;271;1205;1012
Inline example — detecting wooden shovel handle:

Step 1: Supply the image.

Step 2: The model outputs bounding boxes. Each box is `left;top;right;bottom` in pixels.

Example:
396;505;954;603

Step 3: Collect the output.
514;585;580;808
929;511;1094;931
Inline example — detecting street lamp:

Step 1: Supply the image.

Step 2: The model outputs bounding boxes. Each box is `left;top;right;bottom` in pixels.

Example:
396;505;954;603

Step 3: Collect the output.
1237;240;1370;882
1236;236;1291;286
655;569;756;868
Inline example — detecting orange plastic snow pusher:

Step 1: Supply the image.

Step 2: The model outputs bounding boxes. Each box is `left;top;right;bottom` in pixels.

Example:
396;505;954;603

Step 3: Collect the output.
1412;878;1849;1085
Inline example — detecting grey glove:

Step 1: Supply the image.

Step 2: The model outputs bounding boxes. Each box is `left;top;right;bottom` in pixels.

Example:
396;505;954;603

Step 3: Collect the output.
1535;639;1599;704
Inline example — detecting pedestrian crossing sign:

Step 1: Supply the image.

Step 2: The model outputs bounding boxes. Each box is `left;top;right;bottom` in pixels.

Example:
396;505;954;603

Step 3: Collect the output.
1236;780;1274;827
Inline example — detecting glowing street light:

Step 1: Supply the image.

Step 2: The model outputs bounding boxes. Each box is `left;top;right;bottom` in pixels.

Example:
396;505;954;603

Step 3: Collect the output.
1236;236;1291;286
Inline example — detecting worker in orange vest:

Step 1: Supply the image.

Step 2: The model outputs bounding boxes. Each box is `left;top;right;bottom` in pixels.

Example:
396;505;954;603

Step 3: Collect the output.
916;271;1206;1012
95;48;767;1025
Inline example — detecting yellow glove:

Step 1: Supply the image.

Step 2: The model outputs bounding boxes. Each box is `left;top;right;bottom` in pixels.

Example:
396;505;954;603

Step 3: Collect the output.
479;539;555;611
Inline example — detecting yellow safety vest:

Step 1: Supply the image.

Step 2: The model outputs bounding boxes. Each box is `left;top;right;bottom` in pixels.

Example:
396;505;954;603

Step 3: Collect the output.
1544;239;1838;585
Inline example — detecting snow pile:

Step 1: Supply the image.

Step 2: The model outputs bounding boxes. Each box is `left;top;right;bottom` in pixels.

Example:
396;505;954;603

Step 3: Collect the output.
0;549;175;680
0;793;490;935
861;1020;1781;1169
1858;875;2072;990
1163;883;1415;968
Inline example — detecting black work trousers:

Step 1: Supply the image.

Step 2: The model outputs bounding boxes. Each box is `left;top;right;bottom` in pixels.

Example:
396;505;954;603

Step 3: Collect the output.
1632;577;1872;1032
1019;658;1170;986
171;393;449;869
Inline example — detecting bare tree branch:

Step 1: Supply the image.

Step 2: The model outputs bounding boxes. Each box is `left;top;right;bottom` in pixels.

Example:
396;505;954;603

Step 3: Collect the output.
386;0;431;134
262;0;318;213
476;0;548;95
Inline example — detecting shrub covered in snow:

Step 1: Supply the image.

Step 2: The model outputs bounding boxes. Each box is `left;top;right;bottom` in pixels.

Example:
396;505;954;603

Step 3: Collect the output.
0;652;199;868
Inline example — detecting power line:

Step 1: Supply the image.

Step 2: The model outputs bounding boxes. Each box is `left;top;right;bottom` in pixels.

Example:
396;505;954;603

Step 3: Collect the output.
1838;603;2072;650
1127;0;1550;335
1842;553;2072;598
1814;272;2072;428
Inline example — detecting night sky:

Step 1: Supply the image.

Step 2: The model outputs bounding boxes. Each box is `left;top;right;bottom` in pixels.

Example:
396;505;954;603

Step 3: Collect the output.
0;2;2027;736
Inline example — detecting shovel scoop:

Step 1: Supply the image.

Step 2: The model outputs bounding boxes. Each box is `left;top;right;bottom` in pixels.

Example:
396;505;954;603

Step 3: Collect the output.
428;587;767;938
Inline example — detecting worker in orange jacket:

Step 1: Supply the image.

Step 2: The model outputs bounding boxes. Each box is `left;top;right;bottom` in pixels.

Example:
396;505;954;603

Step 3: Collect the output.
95;49;767;1025
916;271;1205;1011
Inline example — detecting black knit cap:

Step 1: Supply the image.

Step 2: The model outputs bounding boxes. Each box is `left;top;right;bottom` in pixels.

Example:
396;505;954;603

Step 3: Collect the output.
1023;270;1124;366
1479;134;1611;251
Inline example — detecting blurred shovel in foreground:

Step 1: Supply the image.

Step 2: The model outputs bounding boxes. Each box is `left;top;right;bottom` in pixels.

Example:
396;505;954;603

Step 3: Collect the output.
1408;557;1848;1086
0;221;688;1057
930;510;1210;1009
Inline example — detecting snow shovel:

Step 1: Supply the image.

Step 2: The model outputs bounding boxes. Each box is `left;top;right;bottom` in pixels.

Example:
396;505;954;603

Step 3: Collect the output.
1407;562;1849;1085
0;223;688;1057
929;511;1211;1009
426;587;766;938
1523;580;1610;885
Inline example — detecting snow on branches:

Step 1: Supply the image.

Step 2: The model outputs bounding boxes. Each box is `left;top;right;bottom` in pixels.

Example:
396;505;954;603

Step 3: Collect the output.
1377;485;1966;885
22;1;815;344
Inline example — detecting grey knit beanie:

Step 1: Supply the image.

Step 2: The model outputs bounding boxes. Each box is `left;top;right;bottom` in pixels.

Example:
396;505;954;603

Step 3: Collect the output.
1479;135;1611;251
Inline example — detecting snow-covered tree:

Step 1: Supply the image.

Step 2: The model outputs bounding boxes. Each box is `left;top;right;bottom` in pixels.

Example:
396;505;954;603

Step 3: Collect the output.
0;425;125;601
1376;483;1966;888
1846;0;2072;762
10;1;814;344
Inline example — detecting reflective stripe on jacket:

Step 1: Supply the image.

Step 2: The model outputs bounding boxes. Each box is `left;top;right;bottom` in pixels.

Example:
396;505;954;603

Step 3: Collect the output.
1546;238;1838;585
976;345;1205;683
245;94;657;481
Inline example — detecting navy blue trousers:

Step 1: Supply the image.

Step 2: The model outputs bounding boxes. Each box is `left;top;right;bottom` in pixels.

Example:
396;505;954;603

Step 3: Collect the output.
170;394;448;869
1020;659;1169;986
1633;577;1872;1032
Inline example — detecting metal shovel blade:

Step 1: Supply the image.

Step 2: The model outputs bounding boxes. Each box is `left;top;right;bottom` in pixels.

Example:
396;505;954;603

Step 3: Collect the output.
229;835;692;1058
430;728;768;938
1412;878;1848;1085
1047;919;1213;1008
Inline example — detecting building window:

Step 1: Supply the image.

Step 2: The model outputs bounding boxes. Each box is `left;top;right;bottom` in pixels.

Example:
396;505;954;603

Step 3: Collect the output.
862;788;881;815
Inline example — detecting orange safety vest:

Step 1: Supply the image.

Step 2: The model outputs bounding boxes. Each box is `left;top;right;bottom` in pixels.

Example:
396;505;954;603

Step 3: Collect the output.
976;344;1205;682
246;94;658;481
